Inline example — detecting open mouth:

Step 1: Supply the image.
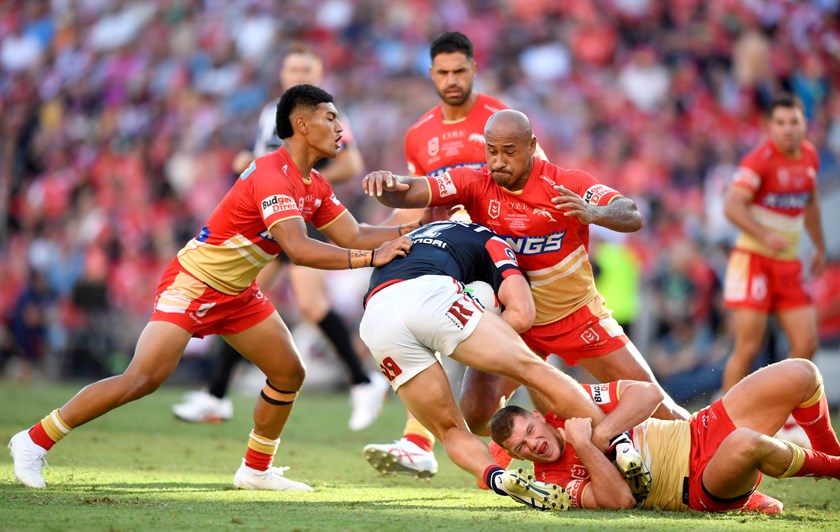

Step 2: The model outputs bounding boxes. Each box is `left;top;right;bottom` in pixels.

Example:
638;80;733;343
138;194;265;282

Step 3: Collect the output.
538;441;548;455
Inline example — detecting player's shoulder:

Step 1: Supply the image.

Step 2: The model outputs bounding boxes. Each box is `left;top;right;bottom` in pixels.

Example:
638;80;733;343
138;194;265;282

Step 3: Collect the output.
740;139;774;167
801;139;819;161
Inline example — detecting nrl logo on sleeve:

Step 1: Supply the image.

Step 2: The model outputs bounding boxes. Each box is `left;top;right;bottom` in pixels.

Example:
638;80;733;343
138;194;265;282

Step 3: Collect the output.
261;194;297;218
582;184;617;205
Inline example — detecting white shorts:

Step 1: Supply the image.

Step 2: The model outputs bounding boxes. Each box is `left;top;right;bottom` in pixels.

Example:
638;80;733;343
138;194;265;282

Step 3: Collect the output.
360;275;487;391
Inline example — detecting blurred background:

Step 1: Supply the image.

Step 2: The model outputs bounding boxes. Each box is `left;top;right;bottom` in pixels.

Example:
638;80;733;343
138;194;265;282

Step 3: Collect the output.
1;0;839;404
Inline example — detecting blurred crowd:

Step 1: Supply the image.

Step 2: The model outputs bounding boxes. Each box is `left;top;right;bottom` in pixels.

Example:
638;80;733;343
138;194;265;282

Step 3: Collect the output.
1;0;839;400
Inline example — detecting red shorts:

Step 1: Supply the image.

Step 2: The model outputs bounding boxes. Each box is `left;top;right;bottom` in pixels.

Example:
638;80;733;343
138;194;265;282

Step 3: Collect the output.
150;258;276;338
521;294;629;366
723;249;810;312
687;400;762;512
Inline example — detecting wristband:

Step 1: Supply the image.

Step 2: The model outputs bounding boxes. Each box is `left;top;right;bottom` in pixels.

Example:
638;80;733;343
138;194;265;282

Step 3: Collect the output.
347;249;353;270
370;248;377;267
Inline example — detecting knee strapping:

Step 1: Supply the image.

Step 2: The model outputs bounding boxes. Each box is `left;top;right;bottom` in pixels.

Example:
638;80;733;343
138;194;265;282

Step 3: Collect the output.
260;379;299;406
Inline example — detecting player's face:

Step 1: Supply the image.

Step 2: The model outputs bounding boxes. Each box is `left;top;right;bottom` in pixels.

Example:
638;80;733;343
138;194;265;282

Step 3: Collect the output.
768;105;806;155
281;52;324;89
485;131;536;191
501;412;564;464
304;102;343;157
430;52;476;107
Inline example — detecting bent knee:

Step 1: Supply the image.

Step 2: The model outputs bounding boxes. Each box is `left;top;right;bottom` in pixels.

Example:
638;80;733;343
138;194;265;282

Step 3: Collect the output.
266;360;306;390
120;373;165;401
781;358;820;388
722;428;764;456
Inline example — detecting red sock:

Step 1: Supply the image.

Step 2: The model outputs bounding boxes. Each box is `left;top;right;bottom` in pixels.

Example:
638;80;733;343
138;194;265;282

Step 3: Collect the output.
789;449;840;480
489;440;513;468
792;388;840;456
404;433;433;453
244;448;274;471
28;423;57;451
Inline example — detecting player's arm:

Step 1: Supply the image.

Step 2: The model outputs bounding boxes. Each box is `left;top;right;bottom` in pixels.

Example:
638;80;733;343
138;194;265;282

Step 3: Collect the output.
362;171;431;209
269;217;411;269
565;418;636;510
318;143;364;184
552;188;642;232
496;274;536;333
804;193;827;276
723;172;788;253
590;381;664;452
319;210;420;250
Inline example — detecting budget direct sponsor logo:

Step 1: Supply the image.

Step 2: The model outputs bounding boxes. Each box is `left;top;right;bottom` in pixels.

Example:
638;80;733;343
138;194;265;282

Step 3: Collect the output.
432;172;457;198
582;184;616;205
261;194;297;218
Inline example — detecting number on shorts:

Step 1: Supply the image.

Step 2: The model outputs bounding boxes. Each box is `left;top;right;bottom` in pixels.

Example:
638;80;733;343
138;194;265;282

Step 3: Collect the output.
380;357;403;381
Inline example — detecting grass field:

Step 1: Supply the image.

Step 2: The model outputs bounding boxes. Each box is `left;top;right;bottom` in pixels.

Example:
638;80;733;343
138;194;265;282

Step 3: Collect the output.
1;381;839;531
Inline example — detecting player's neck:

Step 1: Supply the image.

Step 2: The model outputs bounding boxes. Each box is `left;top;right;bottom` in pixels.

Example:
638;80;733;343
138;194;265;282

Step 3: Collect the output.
280;140;318;178
771;139;802;159
441;91;479;122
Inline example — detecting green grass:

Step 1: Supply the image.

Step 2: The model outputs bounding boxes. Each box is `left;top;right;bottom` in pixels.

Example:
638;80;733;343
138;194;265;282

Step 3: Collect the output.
1;381;839;530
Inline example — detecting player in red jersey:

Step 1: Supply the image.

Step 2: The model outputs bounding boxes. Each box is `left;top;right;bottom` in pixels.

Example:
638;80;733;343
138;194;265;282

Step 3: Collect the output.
490;358;840;513
721;94;826;393
172;43;390;433
8;85;413;491
364;32;549;478
365;109;689;425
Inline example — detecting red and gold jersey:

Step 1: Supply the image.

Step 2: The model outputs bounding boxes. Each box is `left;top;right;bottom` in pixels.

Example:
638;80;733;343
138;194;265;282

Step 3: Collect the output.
405;93;507;177
731;139;819;260
425;159;620;325
177;148;347;295
535;382;691;511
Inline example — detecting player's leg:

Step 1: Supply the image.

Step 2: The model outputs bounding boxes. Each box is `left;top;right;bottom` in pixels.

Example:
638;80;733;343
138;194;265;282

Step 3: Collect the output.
722;308;770;392
397;361;569;510
9;321;192;488
222;312;311;491
723;359;840;454
288;264;386;431
776;305;819;359
172;339;238;423
459;368;520;436
578;341;690;420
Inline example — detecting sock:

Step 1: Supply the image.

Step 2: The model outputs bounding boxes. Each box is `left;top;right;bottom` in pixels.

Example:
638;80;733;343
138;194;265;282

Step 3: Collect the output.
318;310;370;385
791;381;840;456
208;342;241;399
28;409;72;451
484;465;506;495
244;430;280;471
403;419;434;452
777;440;840;480
489;440;513;468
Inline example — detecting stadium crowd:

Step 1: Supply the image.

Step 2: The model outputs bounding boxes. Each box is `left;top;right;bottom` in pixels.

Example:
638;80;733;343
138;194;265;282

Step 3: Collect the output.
1;0;839;402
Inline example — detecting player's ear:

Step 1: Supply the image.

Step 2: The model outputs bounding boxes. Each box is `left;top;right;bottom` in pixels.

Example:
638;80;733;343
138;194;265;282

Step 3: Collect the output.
293;112;308;135
528;136;536;156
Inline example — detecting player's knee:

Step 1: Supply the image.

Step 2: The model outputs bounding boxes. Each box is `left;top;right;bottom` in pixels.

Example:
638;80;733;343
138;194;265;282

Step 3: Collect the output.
724;428;764;458
120;373;164;401
266;360;306;390
782;358;820;389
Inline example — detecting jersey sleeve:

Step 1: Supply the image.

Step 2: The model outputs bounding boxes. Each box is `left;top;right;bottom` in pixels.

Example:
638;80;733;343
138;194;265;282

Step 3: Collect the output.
731;150;764;198
426;167;483;206
581;381;621;414
251;165;303;230
310;172;349;230
571;170;622;206
485;235;523;288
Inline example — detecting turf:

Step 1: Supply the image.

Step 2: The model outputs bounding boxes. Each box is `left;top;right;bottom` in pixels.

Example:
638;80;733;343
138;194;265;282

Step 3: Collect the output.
1;381;838;530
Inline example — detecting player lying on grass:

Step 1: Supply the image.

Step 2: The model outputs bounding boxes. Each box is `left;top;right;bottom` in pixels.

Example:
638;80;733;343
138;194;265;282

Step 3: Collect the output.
490;359;840;513
359;221;650;511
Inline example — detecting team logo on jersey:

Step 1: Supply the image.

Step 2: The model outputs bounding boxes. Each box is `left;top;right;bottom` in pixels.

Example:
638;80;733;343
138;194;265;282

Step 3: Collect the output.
428;137;439;157
431;172;457;198
468;133;486;145
570;465;589;480
777;167;790;185
488;199;501;219
583;184;617;206
261;194;297;218
533;208;556;222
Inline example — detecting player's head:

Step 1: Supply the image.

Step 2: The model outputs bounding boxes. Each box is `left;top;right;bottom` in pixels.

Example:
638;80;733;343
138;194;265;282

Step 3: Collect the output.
490;406;564;464
280;43;324;90
429;31;476;107
767;93;806;155
484;110;536;191
275;84;342;155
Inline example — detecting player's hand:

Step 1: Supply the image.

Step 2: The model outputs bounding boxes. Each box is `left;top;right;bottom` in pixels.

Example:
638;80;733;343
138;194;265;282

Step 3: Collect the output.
552;185;596;224
363;171;409;197
811;246;827;277
761;232;789;254
372;236;412;266
564;417;594;449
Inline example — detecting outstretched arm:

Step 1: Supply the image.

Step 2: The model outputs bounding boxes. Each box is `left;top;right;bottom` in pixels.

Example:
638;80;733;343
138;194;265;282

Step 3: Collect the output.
803;194;826;277
363;171;432;209
590;380;664;451
552;188;642;233
320;211;421;250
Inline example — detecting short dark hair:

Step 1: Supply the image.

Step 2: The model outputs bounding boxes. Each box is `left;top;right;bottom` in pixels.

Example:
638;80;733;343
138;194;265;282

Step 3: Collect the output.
282;42;321;63
768;93;804;117
430;31;474;61
275;84;334;139
489;405;530;447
